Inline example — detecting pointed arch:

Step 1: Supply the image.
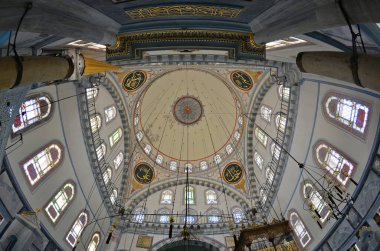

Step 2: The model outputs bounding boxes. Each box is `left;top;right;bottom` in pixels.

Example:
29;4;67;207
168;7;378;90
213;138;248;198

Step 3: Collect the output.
66;210;89;247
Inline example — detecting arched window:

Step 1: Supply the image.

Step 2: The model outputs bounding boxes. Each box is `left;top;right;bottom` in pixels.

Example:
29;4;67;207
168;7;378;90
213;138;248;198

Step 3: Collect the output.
21;142;63;188
110;188;117;205
104;105;117;123
157;208;171;223
86;88;98;100
136;131;144;142
200;161;208;170
160;190;173;204
232;207;244;223
169;161;177;171
96;143;106;161
182;209;197;224
303;183;330;224
66;211;89;247
271;142;281;160
323;93;370;138
255;127;268;147
260;105;272;123
90;114;102;133
214;155;222;164
289;210;312;248
113;152;123;170
87;232;101;251
278;85;290;102
132;207;145;223
238;116;243;125
275;113;287;132
12;95;52;133
185;163;193;173
144;144;152;155
260;188;267;205
266;168;274;184
254;152;264;170
103;168;112;185
184;186;195;205
45;182;75;223
156;155;163;165
226;144;234;155
134;115;139;126
109;128;122;147
205;190;218;204
207;208;221;223
314;141;355;186
234;131;241;141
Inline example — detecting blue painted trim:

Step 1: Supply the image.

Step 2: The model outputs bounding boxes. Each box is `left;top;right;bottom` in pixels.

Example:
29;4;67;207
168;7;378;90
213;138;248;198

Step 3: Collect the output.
0;32;11;46
314;116;380;250
284;81;320;212
3;157;64;251
304;31;351;52
304;79;380;99
55;87;107;237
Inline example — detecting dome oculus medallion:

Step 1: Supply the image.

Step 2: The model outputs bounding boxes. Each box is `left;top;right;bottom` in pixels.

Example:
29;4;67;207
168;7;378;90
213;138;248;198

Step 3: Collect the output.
173;96;203;125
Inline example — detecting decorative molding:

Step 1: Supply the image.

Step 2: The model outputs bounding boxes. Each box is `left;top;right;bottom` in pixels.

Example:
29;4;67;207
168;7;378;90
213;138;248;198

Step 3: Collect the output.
106;30;265;61
125;5;242;20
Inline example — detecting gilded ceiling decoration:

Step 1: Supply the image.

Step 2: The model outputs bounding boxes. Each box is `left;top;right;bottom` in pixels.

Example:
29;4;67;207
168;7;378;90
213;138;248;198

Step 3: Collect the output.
230;70;254;91
122;70;147;92
223;162;244;184
106;30;265;61
134;162;155;184
125;5;242;20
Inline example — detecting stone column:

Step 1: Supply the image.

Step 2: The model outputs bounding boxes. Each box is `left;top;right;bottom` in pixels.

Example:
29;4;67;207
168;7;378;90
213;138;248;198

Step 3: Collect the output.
296;51;380;93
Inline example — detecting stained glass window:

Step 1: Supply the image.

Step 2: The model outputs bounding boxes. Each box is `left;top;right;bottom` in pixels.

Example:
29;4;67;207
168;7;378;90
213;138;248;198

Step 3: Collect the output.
232;207;244;223
254;152;264;170
22;143;63;187
87;232;100;251
96;143;106;161
12;96;52;133
200;161;208;170
113;152;123;170
110;188;117;205
169;161;177;171
104;106;117;123
260;105;272;123
136;131;144;141
103;168;112;185
184;186;195;205
144;144;151;155
86;88;98;100
90;114;102;133
45;182;75;223
160;190;173;204
271;142;281;160
290;211;312;248
132;207;145;223
109;128;122;147
315;142;355;186
185;163;193;173
205;190;218;204
324;94;370;136
303;183;330;223
207;209;221;223
278;85;290;102
234;131;241;141
275;113;287;132
214;155;222;165
157;208;170;223
226;144;233;155
156;155;163;165
255;127;268;147
66;211;89;247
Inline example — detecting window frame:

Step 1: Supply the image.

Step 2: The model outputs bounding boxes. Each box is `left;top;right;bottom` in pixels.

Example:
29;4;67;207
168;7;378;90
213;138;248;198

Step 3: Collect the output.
254;151;264;170
205;189;218;205
260;105;272;123
113;151;123;170
289;209;312;249
109;127;122;148
232;207;245;224
322;92;371;140
160;189;174;205
301;181;331;225
90;114;102;134
65;210;89;248
20;140;64;190
183;186;195;205
254;126;268;148
87;232;101;251
104;105;117;124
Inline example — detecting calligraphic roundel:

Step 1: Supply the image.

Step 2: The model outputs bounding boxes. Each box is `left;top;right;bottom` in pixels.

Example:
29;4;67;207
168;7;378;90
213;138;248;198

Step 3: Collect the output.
223;162;243;184
230;71;253;91
122;70;147;93
134;162;154;184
